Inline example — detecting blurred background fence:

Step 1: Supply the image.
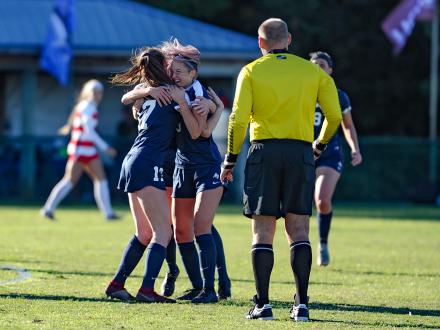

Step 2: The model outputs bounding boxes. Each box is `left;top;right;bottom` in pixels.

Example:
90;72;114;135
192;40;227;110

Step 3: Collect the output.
0;135;438;204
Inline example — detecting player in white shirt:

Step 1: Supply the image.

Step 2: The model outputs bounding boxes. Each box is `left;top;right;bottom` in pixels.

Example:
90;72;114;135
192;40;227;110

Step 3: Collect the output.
41;79;118;220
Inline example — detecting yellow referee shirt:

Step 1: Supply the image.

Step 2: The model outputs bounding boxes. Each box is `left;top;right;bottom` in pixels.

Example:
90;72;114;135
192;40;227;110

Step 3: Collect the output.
227;52;342;155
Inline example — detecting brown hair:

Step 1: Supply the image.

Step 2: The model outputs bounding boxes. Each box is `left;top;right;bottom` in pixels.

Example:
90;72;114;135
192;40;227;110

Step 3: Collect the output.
160;38;200;71
112;47;174;87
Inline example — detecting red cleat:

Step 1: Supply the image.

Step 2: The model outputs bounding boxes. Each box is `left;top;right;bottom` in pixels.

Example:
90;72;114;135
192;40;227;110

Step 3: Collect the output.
105;281;134;302
136;288;176;303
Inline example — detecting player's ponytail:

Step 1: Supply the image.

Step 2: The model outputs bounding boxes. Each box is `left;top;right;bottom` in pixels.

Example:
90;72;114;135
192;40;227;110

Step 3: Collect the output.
112;47;173;87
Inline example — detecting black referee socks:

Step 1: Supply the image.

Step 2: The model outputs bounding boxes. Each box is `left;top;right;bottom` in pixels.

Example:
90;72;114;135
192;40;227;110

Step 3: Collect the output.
290;241;312;305
251;244;274;307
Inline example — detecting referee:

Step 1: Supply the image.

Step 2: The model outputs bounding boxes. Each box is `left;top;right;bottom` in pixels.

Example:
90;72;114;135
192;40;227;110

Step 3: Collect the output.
220;18;342;321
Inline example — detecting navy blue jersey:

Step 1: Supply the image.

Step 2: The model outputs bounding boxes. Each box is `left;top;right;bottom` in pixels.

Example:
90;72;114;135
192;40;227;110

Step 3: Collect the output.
164;140;177;168
314;88;351;158
175;81;222;169
128;97;180;164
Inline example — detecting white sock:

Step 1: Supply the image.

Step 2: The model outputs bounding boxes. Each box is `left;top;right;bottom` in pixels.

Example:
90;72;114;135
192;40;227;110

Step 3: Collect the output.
44;179;73;213
94;179;113;218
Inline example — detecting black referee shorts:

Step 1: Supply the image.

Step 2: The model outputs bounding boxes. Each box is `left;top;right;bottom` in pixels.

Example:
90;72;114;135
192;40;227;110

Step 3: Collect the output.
243;139;315;219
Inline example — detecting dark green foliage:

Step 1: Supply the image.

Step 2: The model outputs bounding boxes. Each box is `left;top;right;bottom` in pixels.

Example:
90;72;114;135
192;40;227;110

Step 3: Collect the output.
136;0;437;136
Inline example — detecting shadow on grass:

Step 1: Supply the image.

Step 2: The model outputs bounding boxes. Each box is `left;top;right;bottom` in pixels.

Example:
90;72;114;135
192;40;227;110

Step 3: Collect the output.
19;269;342;287
222;299;440;317
329;268;440;278
23;268;142;279
0;259;55;265
230;277;342;286
309;302;440;317
0;293;129;304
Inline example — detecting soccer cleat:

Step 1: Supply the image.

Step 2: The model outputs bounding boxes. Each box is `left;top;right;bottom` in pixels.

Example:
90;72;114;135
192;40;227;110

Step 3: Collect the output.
246;296;274;320
40;208;55;221
105;283;134;302
191;288;218;304
290;304;309;322
317;242;330;266
217;279;232;300
136;288;176;303
160;267;180;297
176;288;202;301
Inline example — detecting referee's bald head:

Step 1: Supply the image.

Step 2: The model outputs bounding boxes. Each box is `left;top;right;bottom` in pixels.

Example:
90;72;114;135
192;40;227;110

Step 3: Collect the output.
258;18;289;48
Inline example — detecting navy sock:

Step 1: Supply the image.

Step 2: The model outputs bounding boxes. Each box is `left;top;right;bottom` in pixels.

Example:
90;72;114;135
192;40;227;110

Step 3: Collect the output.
178;241;203;289
113;235;146;285
211;225;229;284
166;227;178;274
290;241;312;306
141;243;167;289
196;234;217;290
251;244;274;307
317;212;333;244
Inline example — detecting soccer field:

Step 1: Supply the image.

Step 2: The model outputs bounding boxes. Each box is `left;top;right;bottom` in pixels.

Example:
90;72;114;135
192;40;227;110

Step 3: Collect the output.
0;204;439;329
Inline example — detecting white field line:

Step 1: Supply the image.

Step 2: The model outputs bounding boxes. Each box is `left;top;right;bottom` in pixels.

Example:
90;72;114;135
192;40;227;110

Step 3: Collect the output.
0;265;32;286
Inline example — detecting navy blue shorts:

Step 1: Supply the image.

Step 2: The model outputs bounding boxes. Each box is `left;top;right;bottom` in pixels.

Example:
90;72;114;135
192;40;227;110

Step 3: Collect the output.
118;151;165;193
163;162;175;188
315;152;343;173
172;164;222;198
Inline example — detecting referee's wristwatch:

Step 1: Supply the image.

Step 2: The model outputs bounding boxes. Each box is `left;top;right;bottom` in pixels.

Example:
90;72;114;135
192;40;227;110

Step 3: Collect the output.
222;153;238;169
312;140;327;159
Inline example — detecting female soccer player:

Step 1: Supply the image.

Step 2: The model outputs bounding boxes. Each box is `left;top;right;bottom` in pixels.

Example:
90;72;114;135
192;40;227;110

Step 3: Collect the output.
40;79;118;221
105;47;192;303
165;41;228;304
310;51;363;266
122;40;232;302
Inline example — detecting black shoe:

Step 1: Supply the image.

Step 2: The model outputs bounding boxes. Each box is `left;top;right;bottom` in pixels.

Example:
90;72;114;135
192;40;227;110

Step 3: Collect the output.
290;304;309;322
160;267;179;297
191;288;218;304
246;295;273;320
217;279;231;300
40;208;55;221
176;288;202;301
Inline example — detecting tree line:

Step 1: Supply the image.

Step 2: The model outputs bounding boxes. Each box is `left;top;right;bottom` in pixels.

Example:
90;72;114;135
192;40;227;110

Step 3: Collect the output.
139;0;437;137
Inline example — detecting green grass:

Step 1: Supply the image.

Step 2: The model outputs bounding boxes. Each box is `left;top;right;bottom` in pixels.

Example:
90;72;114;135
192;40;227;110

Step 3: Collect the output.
0;204;439;329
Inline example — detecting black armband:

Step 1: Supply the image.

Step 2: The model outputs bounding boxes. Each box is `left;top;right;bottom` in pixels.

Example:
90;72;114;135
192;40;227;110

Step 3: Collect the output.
314;141;327;152
312;140;327;158
222;153;238;169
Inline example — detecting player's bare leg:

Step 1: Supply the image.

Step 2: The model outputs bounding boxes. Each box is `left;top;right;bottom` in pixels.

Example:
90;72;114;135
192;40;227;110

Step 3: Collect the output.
85;159;117;220
41;159;83;219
